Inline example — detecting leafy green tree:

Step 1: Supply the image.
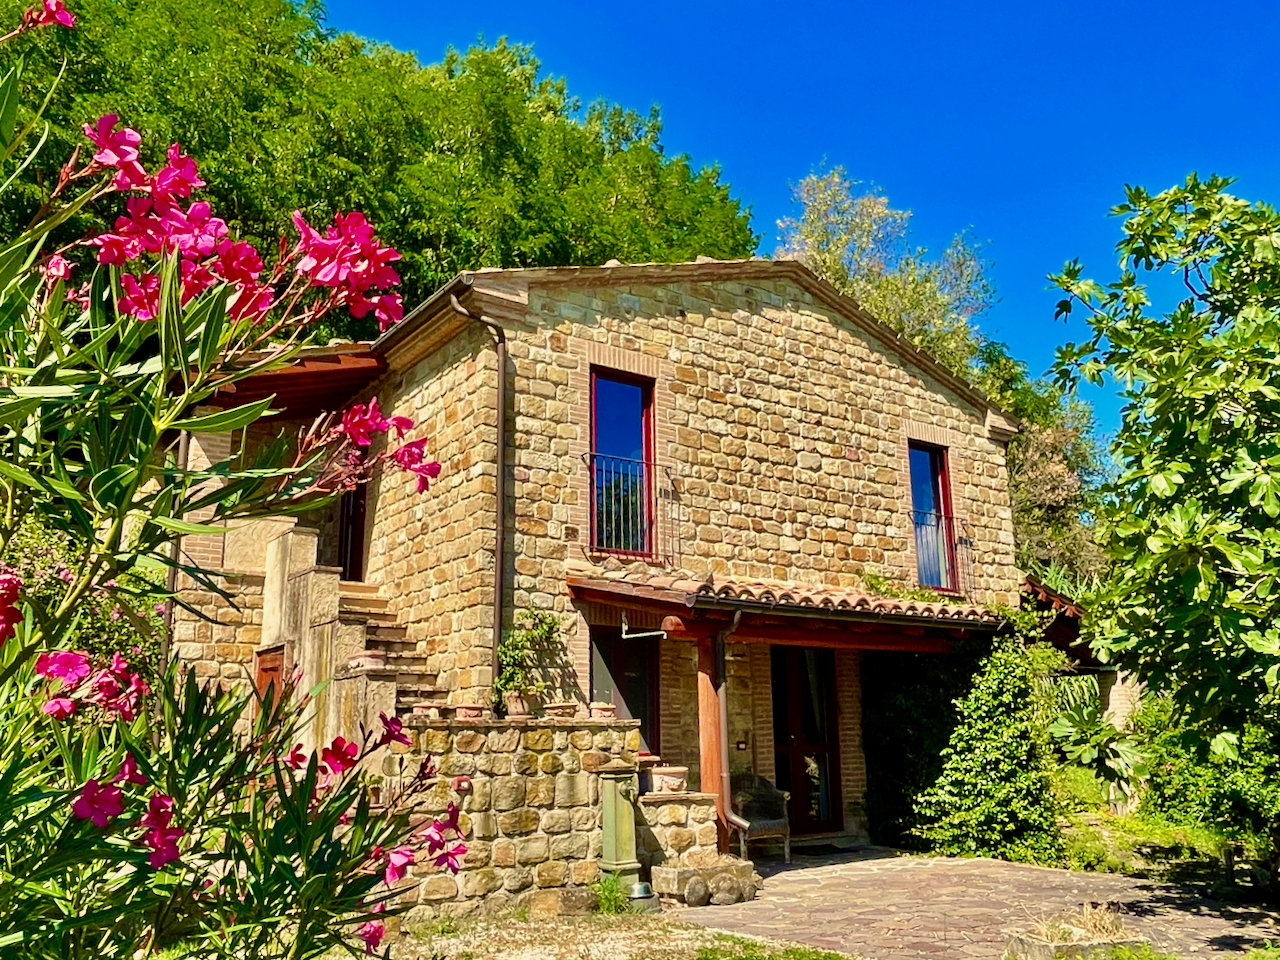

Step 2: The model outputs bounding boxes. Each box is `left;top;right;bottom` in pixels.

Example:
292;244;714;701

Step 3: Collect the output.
913;636;1065;864
779;165;1105;582
1053;174;1280;749
0;0;756;338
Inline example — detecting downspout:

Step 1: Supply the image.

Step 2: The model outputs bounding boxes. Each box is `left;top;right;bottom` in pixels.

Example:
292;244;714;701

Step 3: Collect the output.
717;610;749;839
159;429;191;665
448;294;507;691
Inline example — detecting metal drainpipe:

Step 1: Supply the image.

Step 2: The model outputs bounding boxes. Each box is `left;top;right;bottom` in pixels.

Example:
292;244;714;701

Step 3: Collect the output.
717;610;749;836
449;294;507;691
159;429;191;665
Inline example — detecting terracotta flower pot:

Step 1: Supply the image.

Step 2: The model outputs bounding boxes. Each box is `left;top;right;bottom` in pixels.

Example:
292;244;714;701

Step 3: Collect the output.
543;700;578;719
650;765;689;793
502;691;541;717
589;701;617;720
455;704;486;720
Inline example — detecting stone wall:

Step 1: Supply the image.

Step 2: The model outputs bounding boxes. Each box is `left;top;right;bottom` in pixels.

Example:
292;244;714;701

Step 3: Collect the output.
365;321;500;706
469;269;1022;694
388;717;642;918
636;792;719;870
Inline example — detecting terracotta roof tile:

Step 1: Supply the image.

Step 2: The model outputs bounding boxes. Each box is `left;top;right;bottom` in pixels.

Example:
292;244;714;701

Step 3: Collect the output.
565;567;1003;626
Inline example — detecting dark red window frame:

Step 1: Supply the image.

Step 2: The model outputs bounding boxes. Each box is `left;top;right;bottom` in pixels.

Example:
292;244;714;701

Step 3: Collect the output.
908;440;960;594
589;367;655;557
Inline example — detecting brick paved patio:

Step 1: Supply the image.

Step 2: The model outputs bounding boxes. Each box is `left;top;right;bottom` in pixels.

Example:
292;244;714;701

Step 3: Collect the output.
676;850;1280;960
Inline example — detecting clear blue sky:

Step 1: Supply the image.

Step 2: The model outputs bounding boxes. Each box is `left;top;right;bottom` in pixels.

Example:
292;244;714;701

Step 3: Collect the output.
323;0;1280;436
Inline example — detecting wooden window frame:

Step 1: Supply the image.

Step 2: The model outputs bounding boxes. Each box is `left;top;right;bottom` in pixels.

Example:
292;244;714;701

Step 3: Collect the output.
589;367;656;558
908;440;960;595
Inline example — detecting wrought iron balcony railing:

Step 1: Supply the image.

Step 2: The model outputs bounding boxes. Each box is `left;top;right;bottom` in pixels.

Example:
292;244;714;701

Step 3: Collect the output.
912;510;975;596
583;453;677;561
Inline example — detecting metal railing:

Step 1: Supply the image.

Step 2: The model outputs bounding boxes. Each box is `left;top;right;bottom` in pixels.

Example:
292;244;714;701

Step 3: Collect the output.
584;453;677;561
912;510;975;596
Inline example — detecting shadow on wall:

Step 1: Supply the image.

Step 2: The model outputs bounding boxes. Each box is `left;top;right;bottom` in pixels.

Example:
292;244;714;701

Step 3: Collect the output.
859;637;992;849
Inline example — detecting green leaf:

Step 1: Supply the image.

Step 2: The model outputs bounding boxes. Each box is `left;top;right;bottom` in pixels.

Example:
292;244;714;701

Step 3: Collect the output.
0;60;22;149
171;396;274;433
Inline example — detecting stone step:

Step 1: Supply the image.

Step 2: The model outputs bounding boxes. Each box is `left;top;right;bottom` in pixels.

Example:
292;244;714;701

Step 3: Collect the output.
338;580;382;599
365;623;409;643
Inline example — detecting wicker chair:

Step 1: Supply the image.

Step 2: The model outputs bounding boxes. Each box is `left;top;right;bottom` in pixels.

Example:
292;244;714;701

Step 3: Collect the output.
729;772;791;864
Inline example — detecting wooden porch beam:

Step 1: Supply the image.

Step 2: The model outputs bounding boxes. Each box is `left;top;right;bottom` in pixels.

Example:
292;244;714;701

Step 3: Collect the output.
696;635;727;833
663;615;950;653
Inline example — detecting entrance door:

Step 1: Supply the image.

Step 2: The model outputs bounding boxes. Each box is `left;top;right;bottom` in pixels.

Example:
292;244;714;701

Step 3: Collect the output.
772;646;843;834
590;626;659;754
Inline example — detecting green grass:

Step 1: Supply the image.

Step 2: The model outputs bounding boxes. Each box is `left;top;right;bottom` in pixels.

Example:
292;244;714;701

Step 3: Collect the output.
692;938;851;960
1063;808;1230;885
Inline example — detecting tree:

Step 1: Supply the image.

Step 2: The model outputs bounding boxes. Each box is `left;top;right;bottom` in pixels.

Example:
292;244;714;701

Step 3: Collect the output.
1053;174;1280;751
0;0;757;339
778;165;1105;583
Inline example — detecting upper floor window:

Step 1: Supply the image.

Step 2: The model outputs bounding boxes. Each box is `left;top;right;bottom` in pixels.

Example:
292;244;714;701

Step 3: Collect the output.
590;369;654;555
909;442;957;591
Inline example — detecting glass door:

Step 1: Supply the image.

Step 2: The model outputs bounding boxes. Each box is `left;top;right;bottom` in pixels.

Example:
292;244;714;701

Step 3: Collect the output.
772;646;843;834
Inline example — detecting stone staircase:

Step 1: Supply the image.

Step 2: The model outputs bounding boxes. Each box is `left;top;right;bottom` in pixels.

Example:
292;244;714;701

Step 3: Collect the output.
338;581;448;719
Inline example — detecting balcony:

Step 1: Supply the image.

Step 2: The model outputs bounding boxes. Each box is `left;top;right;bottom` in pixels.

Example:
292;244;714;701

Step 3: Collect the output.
584;453;677;562
912;510;975;596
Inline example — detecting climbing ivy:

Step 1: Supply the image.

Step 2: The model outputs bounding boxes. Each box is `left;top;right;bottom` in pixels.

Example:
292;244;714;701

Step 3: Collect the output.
912;636;1066;864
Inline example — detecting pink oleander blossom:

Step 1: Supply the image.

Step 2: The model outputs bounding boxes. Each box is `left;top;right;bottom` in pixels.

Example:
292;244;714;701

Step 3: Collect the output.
83;114;140;169
150;143;204;202
35;649;91;689
377;711;411;748
320;736;358;776
140;795;183;869
337;397;398;448
33;1;75;28
120;272;161;321
384;847;414;886
87;652;150;721
291;209;401;320
0;569;22;645
433;842;467;873
282;743;308;771
72;779;123;828
112;753;147;786
44;254;72;282
419;820;445;854
41;697;76;720
357;919;385;955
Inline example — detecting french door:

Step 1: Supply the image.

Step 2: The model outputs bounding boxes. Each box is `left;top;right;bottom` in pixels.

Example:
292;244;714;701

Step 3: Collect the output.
771;646;843;834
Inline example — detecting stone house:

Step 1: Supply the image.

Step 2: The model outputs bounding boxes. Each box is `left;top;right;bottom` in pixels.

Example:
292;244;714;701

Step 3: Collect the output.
174;257;1023;866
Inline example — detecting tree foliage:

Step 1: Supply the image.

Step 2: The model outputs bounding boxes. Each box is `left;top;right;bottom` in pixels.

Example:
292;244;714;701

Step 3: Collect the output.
0;0;757;338
913;637;1065;864
1053;174;1280;743
778;166;1104;583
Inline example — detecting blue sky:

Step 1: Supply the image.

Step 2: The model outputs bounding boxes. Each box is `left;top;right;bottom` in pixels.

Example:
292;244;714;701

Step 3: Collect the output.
323;0;1280;436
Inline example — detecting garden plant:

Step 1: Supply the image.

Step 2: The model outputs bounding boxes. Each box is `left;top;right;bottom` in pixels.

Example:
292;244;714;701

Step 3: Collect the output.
0;3;463;956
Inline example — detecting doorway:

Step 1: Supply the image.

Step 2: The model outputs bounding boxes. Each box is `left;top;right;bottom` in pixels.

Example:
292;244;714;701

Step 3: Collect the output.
590;626;659;754
772;646;843;834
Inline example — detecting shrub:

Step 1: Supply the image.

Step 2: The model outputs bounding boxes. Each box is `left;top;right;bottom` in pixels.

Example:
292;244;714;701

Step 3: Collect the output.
494;609;567;709
913;636;1065;864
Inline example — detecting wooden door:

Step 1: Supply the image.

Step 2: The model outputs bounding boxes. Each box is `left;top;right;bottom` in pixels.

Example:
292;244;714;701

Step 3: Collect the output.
771;646;843;834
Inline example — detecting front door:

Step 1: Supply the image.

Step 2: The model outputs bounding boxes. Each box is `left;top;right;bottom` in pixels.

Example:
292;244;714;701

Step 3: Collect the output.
772;646;843;834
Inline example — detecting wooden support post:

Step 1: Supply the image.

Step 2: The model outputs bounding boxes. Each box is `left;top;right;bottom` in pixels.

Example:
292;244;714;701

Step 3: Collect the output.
697;634;728;849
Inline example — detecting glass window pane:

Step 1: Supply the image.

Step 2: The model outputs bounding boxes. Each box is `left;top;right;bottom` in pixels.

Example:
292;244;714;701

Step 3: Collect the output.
909;445;939;515
593;377;646;460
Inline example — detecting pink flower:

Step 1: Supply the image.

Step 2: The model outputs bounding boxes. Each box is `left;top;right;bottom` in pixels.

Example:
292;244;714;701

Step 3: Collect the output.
282;743;308;771
320;736;358;776
33;0;74;28
120;273;161;322
87;653;150;721
419;820;445;854
377;711;411;748
371;293;403;332
392;439;427;469
213;239;263;286
442;801;461;834
408;460;442;494
141;795;183;869
72;779;123;828
44;255;72;282
83;114;141;169
227;281;274;322
56;565;74;583
291;209;401;321
384;846;414;886
0;569;22;644
433;842;467;873
112;753;147;786
150;143;205;202
112;160;149;192
41;697;76;720
35;650;91;689
337;398;391;448
357;919;385;954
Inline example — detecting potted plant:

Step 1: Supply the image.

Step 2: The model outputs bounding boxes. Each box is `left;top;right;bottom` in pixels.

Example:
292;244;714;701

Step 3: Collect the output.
494;610;561;717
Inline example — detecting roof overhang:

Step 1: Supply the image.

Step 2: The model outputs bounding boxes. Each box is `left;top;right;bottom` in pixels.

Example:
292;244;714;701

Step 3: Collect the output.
567;572;1004;653
215;344;387;420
